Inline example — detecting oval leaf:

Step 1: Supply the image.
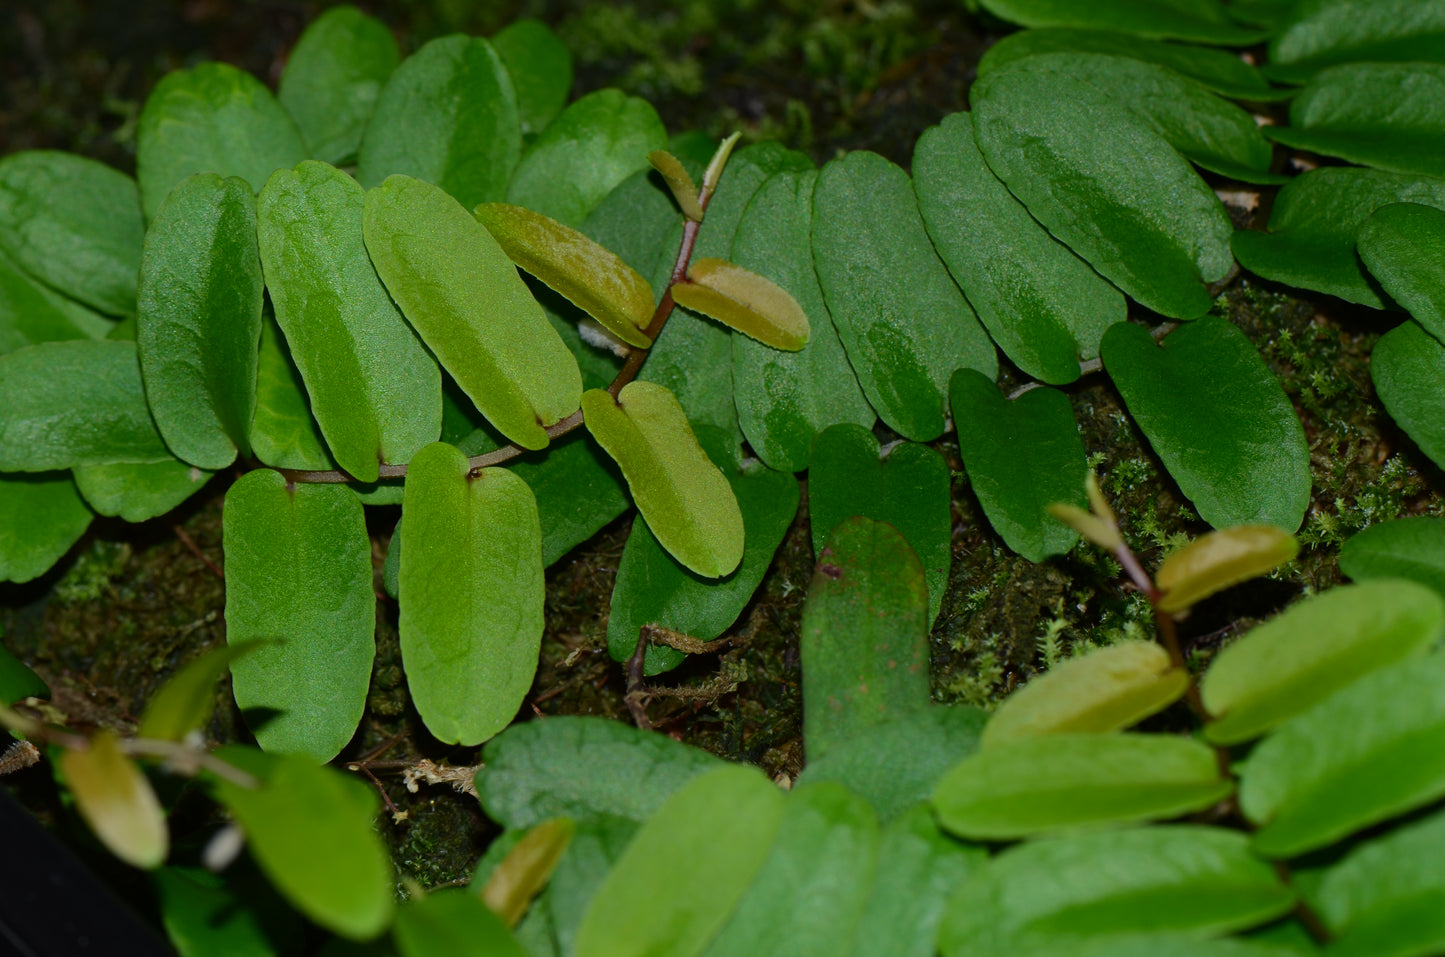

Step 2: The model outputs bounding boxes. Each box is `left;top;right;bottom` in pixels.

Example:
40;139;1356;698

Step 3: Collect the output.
73;458;213;524
247;316;335;472
0;248;111;355
1373;320;1445;471
60;731;168;870
491;19;572;136
481;818;576;928
673;258;809;350
1267;0;1445;83
0;473;93;584
1156;526;1301;614
974;0;1269;44
1359;202;1445;343
138;644;256;743
1339;516;1445;600
278;6;399;164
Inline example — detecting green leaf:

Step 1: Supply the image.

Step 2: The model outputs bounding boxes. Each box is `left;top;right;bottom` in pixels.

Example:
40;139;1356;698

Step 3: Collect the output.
492;19;572;137
574;764;785;957
73;458;213;523
1202;580;1444;746
796;705;988;823
702;783;878;957
139;644;255;743
222;470;374;762
363;176;581;451
971;68;1234;319
808;424;952;623
1266;0;1445;83
982;641;1190;748
802;516;932;762
356;35;520;210
393;888;527;957
0;472;92;583
1239;651;1445;857
399;443;543;746
1155;525;1301;614
1359;203;1445;342
932;733;1233;839
1373;320;1445;470
0;641;47;706
479;818;575;928
730;168;874;472
1232;167;1445;309
581;382;744;579
136;62;307;220
154;866;291;957
939;827;1294;957
257;161;441;482
606;429;799;674
1102;317;1311;530
1340;516;1445;600
512;430;630;567
949;371;1088;561
506;89;667;228
137;173;262;469
508;815;637;957
0;248;111;355
1268;64;1445;177
0;151;145;316
476;715;722;829
811;150;997;440
247;315;335;471
278;5;399;165
915;113;1124;385
0;340;171;471
212;748;394;940
974;0;1270;44
59;731;168;869
976;28;1280;101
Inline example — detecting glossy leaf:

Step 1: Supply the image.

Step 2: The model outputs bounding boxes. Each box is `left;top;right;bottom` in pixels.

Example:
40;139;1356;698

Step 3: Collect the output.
60;731;168;869
916;113;1123;384
730;168;874;472
1103;318;1311;530
1359;203;1445;343
1232;167;1445;309
257;161;441;482
0;642;47;706
481;818;575;928
394;888;527;957
0;248;110;354
356;35;520;210
802;517;932;762
247;316;334;471
974;0;1269;44
1339;516;1445;599
933;733;1233;839
492;19;572;136
73;458;213;523
0;473;92;584
1156;526;1301;614
474;201;655;348
606;429;799;674
139;644;255;743
477;715;722;829
982;641;1190;748
1374;320;1445;470
0;340;171;471
811;149;996;440
278;6;399;164
364;176;581;450
1268;64;1445;177
136;62;307;219
1266;0;1445;83
938;826;1295;957
1203;580;1443;746
506;89;667;228
950;371;1088;561
0;151;145;316
808;424;951;622
582;382;744;578
213;748;394;940
971;68;1234;319
137;173;262;469
222;469;374;762
573;764;784;957
673;258;808;350
1239;652;1445;858
399;443;543;746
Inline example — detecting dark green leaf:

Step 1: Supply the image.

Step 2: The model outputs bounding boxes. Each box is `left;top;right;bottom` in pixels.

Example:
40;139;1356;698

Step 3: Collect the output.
476;715;722;829
1340;516;1445;600
0;640;47;706
278;6;399;164
950;370;1088;561
257;161;441;482
136;63;307;219
971;68;1234;319
393;888;526;957
137;173;262;469
974;0;1269;44
139;644;255;743
356;35;520;210
0;248;110;355
1372;320;1445;470
1358;203;1445;342
492;19;572;137
808;423;952;622
73;458;213;523
247;315;334;471
0;472;92;584
1266;0;1445;83
0;151;145;316
812;149;996;440
154;866;290;957
513;429;629;567
1102;317;1311;530
222;469;374;762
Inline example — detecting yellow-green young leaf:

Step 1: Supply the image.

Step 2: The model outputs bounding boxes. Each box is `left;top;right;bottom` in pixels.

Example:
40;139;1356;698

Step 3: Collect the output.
673;258;809;351
981;641;1190;748
60;732;167;870
400;443;544;746
364;178;582;451
481;818;576;927
582;383;744;578
648;149;703;221
474;202;654;348
1156;526;1300;614
1201;580;1445;745
138;644;257;743
1046;502;1123;552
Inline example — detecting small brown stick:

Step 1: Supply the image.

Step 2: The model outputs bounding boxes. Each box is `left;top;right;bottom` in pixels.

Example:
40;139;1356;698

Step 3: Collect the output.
172;523;223;579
